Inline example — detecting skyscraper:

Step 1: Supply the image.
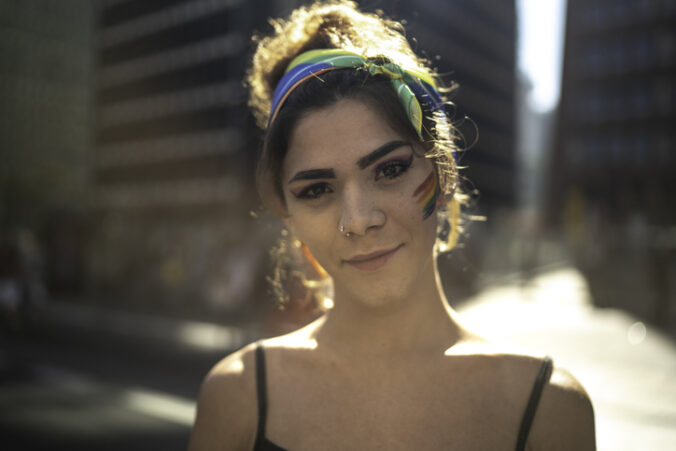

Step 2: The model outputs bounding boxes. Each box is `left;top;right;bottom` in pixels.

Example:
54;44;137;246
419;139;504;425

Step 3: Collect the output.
91;0;277;315
552;0;676;327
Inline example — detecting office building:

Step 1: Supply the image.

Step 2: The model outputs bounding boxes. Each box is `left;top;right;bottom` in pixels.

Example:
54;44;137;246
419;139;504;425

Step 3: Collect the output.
551;0;676;327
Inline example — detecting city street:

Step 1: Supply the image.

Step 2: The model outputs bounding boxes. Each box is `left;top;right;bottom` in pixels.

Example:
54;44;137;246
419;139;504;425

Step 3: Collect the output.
1;264;675;450
2;0;673;450
0;311;240;451
459;264;676;451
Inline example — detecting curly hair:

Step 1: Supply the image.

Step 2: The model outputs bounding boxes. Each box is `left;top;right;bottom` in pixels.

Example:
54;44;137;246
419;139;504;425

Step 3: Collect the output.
246;0;470;308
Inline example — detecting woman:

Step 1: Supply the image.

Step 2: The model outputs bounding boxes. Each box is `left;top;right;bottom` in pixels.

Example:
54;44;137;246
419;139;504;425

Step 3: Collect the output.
189;2;595;450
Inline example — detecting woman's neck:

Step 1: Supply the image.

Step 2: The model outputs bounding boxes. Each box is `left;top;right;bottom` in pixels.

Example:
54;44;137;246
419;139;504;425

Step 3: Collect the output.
315;260;463;358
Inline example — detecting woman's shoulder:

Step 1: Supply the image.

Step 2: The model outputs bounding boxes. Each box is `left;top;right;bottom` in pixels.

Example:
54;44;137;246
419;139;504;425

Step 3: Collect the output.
446;335;550;373
210;341;260;380
256;316;325;355
450;338;595;449
196;322;320;402
466;341;592;404
189;342;260;451
529;360;595;450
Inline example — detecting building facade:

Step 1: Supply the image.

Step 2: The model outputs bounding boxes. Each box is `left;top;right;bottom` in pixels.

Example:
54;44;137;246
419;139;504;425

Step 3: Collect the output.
551;0;676;328
91;0;282;318
0;0;93;292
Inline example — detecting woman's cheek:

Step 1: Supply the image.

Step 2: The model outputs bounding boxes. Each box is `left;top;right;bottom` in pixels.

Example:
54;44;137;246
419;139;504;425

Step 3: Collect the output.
293;214;334;253
411;170;438;221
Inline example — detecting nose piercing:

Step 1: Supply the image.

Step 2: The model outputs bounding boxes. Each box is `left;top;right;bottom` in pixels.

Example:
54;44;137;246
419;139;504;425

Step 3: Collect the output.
338;222;352;238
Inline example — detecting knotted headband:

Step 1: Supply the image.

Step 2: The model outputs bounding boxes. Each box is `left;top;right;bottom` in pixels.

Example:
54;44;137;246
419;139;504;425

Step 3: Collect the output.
267;49;446;140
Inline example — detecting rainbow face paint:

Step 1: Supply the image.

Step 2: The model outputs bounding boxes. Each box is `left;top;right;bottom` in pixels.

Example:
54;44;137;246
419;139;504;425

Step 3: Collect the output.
412;171;438;220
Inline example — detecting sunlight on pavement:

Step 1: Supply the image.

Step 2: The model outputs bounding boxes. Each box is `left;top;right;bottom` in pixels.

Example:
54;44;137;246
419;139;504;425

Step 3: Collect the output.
458;265;676;451
121;389;195;426
50;300;245;352
177;321;245;352
0;362;195;441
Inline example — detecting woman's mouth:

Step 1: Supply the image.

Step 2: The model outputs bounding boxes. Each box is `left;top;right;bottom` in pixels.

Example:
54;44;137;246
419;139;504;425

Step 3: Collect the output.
343;245;403;271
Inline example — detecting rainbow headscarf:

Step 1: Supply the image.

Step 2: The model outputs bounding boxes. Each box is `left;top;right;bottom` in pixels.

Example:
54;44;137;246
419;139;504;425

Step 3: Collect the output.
267;49;446;140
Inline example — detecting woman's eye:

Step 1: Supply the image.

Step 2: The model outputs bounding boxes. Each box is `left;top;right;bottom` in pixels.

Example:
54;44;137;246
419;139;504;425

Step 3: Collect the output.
374;156;413;181
294;183;332;200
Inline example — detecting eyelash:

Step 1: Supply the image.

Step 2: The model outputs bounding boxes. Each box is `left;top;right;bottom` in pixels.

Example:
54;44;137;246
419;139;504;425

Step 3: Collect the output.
292;154;414;201
374;154;413;181
293;183;333;200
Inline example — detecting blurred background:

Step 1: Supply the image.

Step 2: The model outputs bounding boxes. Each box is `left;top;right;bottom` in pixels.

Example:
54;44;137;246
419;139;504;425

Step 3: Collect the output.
0;0;674;449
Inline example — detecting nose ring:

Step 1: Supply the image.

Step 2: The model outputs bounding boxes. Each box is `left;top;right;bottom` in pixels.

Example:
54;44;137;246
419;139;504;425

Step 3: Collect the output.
338;223;352;238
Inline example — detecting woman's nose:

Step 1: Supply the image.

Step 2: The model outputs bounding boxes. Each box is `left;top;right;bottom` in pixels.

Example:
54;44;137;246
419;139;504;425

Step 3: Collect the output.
338;184;386;237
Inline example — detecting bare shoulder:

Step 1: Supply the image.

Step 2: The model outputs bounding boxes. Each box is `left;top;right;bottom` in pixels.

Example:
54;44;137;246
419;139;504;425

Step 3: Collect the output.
448;338;595;449
529;363;596;451
188;342;260;451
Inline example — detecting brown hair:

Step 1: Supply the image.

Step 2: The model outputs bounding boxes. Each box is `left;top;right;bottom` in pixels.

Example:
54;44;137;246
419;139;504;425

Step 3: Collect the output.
247;0;469;307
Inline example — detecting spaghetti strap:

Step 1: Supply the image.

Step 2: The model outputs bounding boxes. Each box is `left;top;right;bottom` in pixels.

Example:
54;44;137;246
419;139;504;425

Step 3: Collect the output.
253;344;288;451
255;343;268;442
515;356;553;451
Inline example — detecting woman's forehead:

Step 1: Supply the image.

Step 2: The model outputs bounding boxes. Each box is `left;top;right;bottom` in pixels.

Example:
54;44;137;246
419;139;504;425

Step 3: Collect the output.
283;99;406;173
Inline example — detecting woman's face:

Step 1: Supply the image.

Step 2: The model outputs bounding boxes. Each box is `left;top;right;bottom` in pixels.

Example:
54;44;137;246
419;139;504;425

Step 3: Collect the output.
282;99;439;308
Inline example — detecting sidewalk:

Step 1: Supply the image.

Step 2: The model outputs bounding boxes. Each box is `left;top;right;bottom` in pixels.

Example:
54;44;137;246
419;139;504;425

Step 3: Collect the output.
459;265;676;451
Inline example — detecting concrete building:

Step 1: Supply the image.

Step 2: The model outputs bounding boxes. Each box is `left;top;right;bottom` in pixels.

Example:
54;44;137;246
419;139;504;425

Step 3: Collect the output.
0;0;93;292
551;0;676;330
90;0;279;317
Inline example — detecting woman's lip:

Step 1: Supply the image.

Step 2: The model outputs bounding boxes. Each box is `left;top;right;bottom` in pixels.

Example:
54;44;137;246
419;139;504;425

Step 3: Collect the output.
344;245;403;271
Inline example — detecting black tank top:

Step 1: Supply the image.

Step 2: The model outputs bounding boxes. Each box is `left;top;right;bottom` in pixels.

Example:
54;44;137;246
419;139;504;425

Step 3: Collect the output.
253;344;553;451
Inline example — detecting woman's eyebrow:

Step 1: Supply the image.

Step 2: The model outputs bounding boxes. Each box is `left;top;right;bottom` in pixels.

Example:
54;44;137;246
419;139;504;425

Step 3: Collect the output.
288;168;335;184
355;140;410;169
